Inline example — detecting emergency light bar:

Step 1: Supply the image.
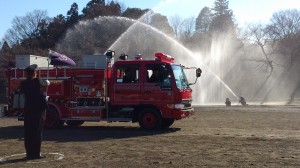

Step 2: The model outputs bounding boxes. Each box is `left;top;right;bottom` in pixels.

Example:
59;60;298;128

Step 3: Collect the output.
154;53;174;63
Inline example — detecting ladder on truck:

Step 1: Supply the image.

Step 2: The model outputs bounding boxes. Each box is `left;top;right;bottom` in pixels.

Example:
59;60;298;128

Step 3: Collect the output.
10;67;72;80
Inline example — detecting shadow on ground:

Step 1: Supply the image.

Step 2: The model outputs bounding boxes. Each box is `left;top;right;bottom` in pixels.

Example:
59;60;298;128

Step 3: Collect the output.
0;125;180;142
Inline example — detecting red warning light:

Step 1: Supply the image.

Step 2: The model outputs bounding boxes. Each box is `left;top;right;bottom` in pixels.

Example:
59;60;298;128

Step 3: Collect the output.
154;53;174;63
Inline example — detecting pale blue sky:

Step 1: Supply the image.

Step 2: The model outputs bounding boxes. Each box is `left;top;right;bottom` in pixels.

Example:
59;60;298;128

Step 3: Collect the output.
0;0;299;41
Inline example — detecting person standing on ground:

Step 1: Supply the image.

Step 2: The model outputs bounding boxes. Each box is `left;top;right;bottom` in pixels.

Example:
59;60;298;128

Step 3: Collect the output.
225;98;231;106
239;96;247;106
20;64;50;159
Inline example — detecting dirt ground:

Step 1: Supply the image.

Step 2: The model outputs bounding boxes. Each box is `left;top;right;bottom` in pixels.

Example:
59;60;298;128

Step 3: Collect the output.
0;105;300;168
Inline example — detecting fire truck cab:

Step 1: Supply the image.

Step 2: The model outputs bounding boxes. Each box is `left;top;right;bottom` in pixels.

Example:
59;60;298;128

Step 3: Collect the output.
4;51;201;130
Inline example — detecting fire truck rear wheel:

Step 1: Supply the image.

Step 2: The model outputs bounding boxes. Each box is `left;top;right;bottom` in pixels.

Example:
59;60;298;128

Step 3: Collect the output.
138;108;162;130
161;118;175;128
66;120;84;127
45;106;64;129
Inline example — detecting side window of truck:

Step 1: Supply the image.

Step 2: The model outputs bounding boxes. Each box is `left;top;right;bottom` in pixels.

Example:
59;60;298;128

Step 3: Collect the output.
146;64;162;83
146;64;172;89
116;65;140;83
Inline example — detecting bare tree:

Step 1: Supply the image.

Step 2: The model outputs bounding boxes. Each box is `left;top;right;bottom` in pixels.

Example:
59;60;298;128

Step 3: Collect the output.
179;17;195;43
245;23;274;77
268;9;300;68
268;9;300;40
244;9;300;104
243;23;277;102
4;10;49;45
267;9;300;104
169;15;183;38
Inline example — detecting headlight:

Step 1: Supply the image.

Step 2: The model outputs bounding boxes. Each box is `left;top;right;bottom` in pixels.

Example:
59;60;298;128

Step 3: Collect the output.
174;104;185;109
167;103;185;109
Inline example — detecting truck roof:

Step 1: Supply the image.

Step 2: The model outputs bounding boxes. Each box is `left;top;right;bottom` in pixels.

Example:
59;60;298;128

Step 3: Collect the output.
114;53;175;65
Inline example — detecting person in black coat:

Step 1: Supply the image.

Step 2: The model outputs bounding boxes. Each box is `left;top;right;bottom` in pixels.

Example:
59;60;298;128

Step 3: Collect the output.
225;98;231;106
20;64;50;160
239;96;248;106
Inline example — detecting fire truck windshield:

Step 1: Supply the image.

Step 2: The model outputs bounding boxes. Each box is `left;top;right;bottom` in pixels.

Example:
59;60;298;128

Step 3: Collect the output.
172;65;190;90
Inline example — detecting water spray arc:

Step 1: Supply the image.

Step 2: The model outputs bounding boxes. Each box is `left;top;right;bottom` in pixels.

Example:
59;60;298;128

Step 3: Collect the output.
58;0;240;104
107;0;177;53
57;0;300;105
106;17;239;103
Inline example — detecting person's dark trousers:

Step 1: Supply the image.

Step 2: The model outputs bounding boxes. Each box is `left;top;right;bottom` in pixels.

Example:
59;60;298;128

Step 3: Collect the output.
24;109;45;158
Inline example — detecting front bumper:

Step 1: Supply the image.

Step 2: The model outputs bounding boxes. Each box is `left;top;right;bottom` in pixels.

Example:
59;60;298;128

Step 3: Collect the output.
172;107;194;119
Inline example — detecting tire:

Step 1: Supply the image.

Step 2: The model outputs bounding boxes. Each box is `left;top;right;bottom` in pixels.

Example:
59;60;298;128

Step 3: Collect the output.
161;118;175;128
66;120;84;127
45;106;64;129
138;108;162;130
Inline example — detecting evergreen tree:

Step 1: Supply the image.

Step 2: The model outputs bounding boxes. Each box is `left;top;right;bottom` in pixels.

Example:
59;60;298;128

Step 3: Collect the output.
1;41;10;53
82;0;105;14
82;0;106;19
212;0;232;17
107;1;121;16
66;3;80;27
122;8;149;19
45;14;67;49
150;13;175;37
0;41;14;68
195;7;212;33
209;0;235;34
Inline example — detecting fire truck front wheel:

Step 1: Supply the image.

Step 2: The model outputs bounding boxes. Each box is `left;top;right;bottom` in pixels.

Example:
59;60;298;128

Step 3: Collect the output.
45;106;64;129
138;108;162;130
161;118;175;128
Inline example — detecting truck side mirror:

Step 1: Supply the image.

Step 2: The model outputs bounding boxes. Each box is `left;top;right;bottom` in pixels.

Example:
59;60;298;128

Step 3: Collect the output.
196;68;202;77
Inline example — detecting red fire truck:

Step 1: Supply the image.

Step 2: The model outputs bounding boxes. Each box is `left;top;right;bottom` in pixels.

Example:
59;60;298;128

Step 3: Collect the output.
4;51;201;130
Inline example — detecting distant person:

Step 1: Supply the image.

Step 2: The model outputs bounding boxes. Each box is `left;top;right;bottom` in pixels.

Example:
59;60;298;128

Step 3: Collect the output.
225;98;231;106
20;64;50;160
239;96;247;106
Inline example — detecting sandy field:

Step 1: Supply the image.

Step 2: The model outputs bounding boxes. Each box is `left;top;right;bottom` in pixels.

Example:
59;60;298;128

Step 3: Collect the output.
0;105;300;168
